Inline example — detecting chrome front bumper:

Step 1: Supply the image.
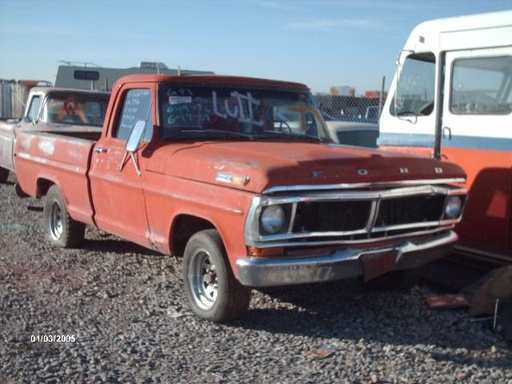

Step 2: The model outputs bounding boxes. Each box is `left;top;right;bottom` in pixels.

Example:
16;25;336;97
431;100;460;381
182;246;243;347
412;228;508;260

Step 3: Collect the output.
236;231;458;287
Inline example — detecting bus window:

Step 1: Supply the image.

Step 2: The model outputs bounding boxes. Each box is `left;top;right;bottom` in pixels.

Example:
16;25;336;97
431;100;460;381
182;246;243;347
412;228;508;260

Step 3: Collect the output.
450;56;512;115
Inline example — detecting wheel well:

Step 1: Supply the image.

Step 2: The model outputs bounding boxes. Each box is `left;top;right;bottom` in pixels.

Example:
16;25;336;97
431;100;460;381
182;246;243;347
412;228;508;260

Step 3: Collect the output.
171;215;215;257
36;178;54;198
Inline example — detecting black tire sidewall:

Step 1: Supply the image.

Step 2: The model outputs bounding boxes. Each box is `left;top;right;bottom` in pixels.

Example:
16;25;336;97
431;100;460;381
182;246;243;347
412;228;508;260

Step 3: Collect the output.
43;185;84;248
183;229;249;323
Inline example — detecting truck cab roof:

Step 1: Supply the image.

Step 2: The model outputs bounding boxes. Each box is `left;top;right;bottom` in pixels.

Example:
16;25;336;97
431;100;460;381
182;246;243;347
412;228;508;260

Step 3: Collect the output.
113;74;310;92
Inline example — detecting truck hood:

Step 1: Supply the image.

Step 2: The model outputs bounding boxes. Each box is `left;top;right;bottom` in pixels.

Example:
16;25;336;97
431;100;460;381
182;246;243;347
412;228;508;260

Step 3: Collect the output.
147;141;466;193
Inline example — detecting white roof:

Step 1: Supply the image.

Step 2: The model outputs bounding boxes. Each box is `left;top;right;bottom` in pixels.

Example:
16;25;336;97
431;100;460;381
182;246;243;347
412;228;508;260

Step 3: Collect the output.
403;10;512;52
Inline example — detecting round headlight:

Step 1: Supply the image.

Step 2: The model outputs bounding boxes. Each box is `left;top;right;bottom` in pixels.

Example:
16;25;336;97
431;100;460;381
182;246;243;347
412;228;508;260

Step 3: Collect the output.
445;196;462;219
261;205;285;234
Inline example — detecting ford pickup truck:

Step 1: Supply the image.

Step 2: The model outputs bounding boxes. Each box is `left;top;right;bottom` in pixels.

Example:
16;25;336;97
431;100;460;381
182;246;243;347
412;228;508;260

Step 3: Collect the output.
14;74;467;322
0;87;110;182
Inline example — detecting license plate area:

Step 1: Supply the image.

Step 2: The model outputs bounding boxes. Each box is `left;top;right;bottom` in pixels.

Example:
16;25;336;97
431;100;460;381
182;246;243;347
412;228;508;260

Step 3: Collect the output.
363;250;397;281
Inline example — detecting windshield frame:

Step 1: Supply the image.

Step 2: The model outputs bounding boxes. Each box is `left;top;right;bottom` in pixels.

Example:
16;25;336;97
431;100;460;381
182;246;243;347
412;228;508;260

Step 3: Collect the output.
391;52;436;120
157;83;330;143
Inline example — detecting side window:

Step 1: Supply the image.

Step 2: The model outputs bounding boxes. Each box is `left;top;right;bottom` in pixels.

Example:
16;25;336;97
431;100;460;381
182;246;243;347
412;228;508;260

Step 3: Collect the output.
391;53;436;117
116;89;153;141
26;95;41;122
450;56;512;115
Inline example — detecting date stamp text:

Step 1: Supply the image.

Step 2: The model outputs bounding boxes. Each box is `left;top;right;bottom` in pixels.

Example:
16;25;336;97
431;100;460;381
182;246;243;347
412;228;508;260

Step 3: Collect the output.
30;335;76;343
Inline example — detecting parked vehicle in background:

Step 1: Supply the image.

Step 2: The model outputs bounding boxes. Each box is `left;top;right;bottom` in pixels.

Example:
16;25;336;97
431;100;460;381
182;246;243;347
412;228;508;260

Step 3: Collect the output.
0;87;110;182
15;74;467;322
54;61;213;91
0;79;51;120
324;118;379;147
378;10;512;264
317;95;381;147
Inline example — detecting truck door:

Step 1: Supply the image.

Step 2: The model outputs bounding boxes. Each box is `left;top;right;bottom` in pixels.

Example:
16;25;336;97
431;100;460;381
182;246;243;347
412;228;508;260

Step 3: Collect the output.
89;86;154;248
441;49;512;257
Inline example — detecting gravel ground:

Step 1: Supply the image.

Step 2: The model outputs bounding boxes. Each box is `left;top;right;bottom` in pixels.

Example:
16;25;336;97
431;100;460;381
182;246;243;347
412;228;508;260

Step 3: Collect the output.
1;173;511;384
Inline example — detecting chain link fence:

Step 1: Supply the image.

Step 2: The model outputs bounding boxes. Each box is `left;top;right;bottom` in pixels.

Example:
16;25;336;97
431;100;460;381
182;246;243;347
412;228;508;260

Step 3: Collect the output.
313;94;387;123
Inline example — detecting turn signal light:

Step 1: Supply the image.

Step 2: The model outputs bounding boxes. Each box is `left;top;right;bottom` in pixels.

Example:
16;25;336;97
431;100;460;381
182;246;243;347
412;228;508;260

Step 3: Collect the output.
247;246;284;257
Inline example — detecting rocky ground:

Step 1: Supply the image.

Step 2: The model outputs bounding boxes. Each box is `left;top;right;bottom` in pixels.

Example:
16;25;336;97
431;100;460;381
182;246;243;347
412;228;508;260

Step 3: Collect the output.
1;173;511;383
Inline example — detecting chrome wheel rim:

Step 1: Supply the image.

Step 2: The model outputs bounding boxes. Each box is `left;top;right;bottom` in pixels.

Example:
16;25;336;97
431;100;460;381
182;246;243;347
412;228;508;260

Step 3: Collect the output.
48;201;63;240
188;249;218;310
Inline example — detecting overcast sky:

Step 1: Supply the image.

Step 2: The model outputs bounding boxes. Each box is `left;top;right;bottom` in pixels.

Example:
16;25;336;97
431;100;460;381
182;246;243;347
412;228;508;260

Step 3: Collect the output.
1;0;510;94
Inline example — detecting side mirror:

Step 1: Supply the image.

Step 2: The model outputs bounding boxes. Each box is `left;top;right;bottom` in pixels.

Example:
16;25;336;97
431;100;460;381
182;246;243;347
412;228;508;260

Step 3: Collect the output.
126;120;146;152
119;120;146;176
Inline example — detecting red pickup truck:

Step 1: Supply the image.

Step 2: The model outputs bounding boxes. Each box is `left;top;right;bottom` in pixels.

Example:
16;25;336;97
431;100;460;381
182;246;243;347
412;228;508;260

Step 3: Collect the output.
14;74;467;322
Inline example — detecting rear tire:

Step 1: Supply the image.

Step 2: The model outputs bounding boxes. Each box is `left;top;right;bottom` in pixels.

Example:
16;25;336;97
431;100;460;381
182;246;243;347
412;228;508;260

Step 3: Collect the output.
0;167;9;183
183;229;251;322
44;185;85;248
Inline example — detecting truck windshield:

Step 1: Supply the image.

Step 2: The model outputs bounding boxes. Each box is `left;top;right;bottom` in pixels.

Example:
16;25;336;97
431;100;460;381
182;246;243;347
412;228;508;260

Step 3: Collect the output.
159;84;329;142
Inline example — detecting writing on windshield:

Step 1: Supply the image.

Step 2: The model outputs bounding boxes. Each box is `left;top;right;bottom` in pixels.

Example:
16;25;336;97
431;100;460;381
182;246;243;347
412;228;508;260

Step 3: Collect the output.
160;85;326;140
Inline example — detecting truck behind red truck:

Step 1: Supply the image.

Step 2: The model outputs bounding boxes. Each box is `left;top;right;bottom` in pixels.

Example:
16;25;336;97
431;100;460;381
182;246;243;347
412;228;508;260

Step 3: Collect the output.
14;74;467;322
0;87;110;183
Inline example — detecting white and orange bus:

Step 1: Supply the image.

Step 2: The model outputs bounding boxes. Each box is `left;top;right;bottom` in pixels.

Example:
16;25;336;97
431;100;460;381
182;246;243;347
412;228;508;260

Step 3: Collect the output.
379;10;512;264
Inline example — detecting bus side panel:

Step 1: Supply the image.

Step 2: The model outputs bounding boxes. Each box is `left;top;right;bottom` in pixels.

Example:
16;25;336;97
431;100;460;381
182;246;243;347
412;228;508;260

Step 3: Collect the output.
442;147;511;253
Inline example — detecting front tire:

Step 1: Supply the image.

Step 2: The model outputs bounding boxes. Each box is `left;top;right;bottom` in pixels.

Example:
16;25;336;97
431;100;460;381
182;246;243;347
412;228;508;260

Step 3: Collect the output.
44;185;85;248
183;229;251;322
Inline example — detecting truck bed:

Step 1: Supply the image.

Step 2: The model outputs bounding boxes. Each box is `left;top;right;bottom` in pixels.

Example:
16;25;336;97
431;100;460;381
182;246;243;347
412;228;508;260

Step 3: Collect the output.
15;129;100;226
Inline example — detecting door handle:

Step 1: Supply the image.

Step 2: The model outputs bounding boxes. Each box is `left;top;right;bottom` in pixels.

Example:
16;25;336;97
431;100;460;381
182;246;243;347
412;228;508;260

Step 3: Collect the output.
442;126;452;140
94;147;108;153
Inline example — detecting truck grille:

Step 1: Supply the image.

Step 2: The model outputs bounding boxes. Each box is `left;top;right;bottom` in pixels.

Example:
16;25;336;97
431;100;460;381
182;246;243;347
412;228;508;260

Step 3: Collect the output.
375;195;446;227
293;201;371;233
246;185;466;247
